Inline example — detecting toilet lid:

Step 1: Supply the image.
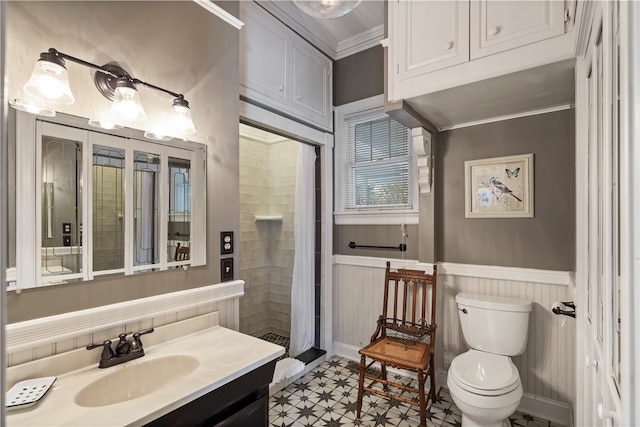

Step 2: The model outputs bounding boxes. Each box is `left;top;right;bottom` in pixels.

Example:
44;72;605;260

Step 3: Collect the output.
450;350;520;396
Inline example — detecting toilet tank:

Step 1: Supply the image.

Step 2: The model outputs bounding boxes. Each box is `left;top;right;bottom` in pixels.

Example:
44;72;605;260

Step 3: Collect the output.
456;293;532;356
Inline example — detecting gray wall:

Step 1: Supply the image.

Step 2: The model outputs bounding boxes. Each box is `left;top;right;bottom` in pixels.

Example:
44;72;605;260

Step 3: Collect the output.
333;45;384;106
333;224;419;259
436;109;575;270
334;45;402;259
6;1;240;323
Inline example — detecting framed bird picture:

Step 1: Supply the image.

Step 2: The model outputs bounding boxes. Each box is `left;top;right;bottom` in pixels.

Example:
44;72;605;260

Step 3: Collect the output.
464;153;534;218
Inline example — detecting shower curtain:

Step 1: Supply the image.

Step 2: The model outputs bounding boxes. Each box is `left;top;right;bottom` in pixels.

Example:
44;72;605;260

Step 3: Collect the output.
289;144;316;357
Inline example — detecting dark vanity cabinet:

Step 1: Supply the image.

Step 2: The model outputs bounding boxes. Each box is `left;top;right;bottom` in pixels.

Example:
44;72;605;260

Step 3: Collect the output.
144;360;277;427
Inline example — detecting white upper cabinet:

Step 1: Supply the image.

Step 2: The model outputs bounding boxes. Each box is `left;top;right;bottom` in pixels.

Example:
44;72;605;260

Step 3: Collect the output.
239;8;289;106
388;0;574;103
240;2;333;131
470;1;566;59
392;0;469;77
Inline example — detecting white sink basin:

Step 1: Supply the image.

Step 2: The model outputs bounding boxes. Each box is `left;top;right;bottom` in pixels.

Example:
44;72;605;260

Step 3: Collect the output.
75;355;199;407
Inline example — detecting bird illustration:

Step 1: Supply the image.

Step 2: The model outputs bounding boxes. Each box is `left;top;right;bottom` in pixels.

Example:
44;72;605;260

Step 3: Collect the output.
489;177;522;202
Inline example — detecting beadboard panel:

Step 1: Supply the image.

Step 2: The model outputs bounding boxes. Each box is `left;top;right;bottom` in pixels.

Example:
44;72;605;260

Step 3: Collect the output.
332;259;575;407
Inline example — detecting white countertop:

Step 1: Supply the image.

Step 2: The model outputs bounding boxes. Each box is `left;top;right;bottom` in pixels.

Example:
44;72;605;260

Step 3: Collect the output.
7;326;285;427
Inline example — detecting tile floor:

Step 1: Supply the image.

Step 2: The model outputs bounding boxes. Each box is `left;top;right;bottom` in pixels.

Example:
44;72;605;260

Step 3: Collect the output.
269;356;565;427
260;333;291;360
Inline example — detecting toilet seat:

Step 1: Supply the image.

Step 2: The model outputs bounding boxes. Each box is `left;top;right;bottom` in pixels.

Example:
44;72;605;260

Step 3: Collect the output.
449;350;520;396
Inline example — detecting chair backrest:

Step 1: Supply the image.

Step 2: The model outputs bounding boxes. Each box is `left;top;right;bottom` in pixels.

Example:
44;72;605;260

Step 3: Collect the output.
174;243;190;261
380;261;438;342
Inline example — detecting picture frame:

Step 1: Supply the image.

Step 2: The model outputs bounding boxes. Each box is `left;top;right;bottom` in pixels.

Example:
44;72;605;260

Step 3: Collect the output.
464;153;534;218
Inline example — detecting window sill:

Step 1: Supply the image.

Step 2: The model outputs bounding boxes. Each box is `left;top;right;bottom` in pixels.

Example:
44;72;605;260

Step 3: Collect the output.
334;211;419;225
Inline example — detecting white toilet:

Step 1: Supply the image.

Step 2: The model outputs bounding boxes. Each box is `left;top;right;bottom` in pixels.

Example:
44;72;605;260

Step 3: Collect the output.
447;293;532;427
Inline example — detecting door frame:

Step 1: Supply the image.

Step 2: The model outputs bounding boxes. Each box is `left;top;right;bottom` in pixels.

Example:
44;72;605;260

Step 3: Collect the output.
239;100;335;354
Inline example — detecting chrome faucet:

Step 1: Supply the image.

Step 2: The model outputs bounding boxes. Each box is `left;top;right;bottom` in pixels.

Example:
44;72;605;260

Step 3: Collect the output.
86;328;154;368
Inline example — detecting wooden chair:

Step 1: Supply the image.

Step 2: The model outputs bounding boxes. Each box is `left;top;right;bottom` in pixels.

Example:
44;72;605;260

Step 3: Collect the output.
356;261;438;427
174;243;190;261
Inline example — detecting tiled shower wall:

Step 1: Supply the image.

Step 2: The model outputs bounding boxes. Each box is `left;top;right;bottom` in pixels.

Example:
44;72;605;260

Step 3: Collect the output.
239;137;298;338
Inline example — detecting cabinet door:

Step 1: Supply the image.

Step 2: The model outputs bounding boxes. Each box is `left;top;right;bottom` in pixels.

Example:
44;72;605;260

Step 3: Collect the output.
470;0;565;59
291;41;332;129
239;3;288;105
392;0;469;78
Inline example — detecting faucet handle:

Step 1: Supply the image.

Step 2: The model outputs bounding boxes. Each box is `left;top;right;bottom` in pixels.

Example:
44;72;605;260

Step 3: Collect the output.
132;328;154;350
86;340;114;361
115;333;132;356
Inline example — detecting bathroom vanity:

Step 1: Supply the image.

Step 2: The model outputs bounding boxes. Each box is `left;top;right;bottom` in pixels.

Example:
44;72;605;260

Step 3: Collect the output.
6;326;284;426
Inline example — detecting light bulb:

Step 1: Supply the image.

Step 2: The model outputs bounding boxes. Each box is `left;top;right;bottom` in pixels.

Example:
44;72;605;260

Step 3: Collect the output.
23;53;75;105
168;98;197;136
111;80;146;122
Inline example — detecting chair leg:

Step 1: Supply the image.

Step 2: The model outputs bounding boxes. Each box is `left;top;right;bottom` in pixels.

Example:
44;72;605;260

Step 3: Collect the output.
429;358;436;403
381;362;389;391
418;370;427;427
356;355;366;419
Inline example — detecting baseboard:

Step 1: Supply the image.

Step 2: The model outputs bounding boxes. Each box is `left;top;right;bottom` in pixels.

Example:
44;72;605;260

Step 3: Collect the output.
518;393;571;426
335;341;571;426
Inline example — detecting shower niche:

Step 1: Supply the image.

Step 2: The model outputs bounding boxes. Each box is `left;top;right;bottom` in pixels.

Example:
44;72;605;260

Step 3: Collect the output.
6;111;207;290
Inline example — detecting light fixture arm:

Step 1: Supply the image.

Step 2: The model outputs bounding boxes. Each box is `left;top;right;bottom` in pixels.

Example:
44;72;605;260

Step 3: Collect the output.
46;48;186;101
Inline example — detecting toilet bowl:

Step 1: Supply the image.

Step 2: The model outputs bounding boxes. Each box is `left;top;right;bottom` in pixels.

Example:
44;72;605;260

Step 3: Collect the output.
447;293;531;427
447;349;522;427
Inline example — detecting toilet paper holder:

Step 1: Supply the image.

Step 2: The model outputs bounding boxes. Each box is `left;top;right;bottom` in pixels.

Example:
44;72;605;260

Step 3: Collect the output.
552;301;576;318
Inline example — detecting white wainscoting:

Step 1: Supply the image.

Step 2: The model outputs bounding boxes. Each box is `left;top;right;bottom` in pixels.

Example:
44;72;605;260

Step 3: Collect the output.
332;256;574;425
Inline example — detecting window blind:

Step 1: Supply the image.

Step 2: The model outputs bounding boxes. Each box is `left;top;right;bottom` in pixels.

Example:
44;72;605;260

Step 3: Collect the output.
346;115;412;210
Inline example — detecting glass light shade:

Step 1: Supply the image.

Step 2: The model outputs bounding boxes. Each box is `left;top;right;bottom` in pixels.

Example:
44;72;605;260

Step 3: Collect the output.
111;81;147;122
293;0;362;19
144;130;173;142
88;118;123;130
23;59;75;105
9;97;56;117
168;99;197;136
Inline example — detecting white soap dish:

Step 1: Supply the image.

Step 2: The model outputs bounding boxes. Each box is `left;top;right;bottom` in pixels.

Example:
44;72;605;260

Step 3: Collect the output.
6;376;56;411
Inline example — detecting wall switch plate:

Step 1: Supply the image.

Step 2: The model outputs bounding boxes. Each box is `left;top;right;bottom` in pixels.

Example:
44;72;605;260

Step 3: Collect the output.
221;231;234;255
63;236;71;246
221;258;233;281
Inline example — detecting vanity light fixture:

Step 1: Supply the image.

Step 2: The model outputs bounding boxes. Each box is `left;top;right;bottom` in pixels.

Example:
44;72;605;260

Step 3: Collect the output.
13;48;197;137
293;0;362;19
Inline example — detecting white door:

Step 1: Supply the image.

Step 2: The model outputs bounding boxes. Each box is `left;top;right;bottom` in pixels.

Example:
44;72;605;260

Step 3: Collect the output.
576;1;637;425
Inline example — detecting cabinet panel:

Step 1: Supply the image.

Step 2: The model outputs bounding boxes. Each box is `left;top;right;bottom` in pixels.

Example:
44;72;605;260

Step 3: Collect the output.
240;5;288;105
240;2;333;131
470;0;565;59
292;44;330;118
394;0;469;78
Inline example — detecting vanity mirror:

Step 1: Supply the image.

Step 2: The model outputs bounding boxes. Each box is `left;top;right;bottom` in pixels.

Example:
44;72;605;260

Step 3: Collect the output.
6;110;207;291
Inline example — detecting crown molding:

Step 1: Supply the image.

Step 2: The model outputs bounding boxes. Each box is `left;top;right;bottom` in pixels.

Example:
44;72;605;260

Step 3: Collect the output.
192;0;244;29
256;2;382;60
336;24;385;60
257;1;337;58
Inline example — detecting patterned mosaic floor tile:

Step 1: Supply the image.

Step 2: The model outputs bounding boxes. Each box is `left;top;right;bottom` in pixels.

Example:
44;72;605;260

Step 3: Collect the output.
269;356;564;427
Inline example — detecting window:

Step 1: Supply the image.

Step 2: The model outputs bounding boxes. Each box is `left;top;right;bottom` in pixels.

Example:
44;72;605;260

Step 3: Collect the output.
335;95;418;225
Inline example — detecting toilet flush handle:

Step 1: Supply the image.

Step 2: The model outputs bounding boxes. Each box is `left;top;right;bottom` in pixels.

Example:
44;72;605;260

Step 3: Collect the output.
458;308;467;314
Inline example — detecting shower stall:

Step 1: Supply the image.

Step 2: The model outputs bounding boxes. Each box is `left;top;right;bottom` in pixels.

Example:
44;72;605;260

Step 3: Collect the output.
238;124;316;359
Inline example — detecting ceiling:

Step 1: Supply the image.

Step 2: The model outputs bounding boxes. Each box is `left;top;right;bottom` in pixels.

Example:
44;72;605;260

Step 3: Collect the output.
257;1;385;60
